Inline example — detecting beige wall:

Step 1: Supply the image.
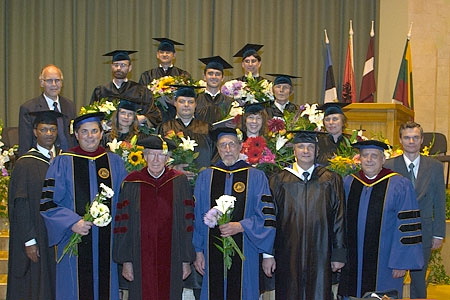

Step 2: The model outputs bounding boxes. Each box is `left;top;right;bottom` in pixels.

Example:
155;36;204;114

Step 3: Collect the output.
378;0;450;140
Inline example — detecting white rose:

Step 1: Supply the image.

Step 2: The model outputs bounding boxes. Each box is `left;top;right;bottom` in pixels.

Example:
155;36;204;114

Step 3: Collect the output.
214;195;236;214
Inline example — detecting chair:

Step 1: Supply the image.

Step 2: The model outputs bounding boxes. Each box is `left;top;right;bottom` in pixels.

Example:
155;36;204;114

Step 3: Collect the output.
422;132;450;188
1;127;19;148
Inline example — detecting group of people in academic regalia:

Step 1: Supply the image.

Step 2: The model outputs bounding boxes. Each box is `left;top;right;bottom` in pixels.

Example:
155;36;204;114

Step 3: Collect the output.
7;37;446;300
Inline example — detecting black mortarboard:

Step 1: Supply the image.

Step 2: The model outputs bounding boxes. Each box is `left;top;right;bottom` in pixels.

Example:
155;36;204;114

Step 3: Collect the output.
267;73;301;86
29;110;63;127
137;135;177;151
210;127;243;142
103;50;137;62
318;102;349;117
170;85;206;99
117;98;140;112
233;44;264;59
242;101;271;114
199;56;233;72
73;112;105;130
352;140;389;151
291;130;319;144
153;38;183;52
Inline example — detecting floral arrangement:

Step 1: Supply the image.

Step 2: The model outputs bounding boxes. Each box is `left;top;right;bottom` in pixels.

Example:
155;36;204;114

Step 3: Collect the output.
221;73;274;104
107;135;146;172
327;130;366;177
0;120;17;218
266;118;295;170
164;130;199;183
79;98;118;121
147;75;191;100
241;136;276;173
203;195;245;279
58;183;114;263
296;104;324;131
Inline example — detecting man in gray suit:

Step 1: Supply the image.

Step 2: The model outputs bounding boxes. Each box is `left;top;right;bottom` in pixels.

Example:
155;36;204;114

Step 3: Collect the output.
18;64;76;156
385;121;446;299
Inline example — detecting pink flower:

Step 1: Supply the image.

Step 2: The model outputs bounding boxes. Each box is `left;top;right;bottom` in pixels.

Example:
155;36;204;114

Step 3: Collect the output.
204;207;222;228
1;167;7;177
259;147;276;164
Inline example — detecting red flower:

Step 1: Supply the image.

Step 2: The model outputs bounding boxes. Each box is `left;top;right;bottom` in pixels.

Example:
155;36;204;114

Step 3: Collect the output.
249;136;267;149
268;118;285;133
247;147;262;164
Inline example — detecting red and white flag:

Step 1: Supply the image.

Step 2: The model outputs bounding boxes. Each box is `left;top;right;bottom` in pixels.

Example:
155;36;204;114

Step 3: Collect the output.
359;21;376;102
342;20;356;103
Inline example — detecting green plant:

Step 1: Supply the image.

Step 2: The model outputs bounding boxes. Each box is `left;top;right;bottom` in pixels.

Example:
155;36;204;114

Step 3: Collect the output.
427;248;450;285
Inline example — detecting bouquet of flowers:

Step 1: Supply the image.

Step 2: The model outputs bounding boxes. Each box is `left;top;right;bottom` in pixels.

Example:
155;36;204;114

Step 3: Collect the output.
241;136;277;173
327;130;364;177
296;103;324;131
57;183;114;263
107;135;146;172
165;130;199;183
148;75;191;100
203;195;245;279
79;98;118;121
266;118;295;170
221;73;274;104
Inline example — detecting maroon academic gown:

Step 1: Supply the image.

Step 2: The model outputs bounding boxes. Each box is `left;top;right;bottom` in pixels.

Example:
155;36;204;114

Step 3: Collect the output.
113;167;195;300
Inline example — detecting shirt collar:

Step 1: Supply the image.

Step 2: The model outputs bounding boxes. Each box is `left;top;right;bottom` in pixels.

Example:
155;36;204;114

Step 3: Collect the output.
205;89;221;98
112;78;128;89
148;168;165;179
403;154;420;176
159;64;174;71
274;101;289;112
43;93;59;109
175;115;194;126
36;143;55;159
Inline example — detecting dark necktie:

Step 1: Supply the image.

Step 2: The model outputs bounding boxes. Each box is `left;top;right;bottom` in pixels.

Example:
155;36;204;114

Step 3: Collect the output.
303;171;310;183
408;163;415;187
53;102;69;150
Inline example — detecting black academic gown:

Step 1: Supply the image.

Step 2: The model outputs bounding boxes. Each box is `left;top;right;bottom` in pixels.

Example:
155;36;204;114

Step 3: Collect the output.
7;149;56;300
138;66;191;87
266;102;299;119
269;166;346;300
195;93;233;124
158;118;214;169
90;80;162;127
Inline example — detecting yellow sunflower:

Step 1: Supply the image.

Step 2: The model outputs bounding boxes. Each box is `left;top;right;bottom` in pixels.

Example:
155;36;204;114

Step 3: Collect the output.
128;151;145;166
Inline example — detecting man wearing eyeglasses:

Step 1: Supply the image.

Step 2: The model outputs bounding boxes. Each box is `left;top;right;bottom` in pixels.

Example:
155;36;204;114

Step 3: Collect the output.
90;50;161;127
18;64;76;156
193;127;276;300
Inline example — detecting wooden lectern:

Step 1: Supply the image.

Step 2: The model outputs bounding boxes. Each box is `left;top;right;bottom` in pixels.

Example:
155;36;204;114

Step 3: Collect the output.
342;103;414;146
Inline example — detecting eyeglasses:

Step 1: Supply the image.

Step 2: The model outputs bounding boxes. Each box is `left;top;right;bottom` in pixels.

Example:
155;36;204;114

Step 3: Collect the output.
42;79;62;85
218;141;239;150
112;63;129;68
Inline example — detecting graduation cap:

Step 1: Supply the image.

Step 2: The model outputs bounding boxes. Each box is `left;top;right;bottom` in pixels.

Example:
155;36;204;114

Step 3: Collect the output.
290;130;319;144
73;112;105;130
170;84;206;99
117;98;141;112
318;102;349;117
103;50;137;62
210;127;243;142
199;56;233;73
137;135;177;152
242;101;271;114
28;110;64;127
233;44;264;59
352;140;389;151
267;73;301;86
153;38;184;52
